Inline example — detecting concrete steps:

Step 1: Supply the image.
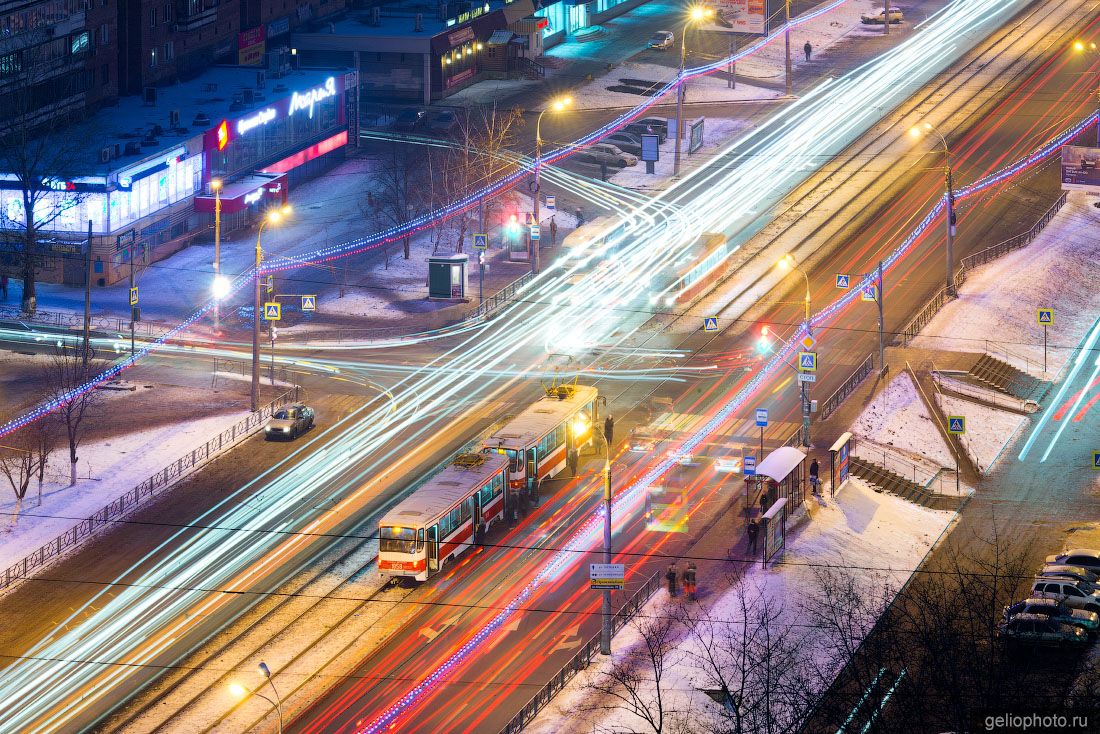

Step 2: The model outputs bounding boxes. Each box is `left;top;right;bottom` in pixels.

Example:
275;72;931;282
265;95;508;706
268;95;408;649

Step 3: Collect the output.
969;353;1040;400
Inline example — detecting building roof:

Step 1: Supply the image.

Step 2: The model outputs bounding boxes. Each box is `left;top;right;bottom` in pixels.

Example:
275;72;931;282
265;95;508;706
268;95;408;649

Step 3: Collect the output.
483;385;598;450
379;453;509;527
68;65;346;177
755;446;806;483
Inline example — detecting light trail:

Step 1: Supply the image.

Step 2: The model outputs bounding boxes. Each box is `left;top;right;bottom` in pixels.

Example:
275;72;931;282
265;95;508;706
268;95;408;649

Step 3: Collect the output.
0;1;1078;730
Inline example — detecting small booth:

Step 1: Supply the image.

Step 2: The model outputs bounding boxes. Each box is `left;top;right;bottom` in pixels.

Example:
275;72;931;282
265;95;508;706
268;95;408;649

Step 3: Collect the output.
829;432;853;497
428;253;469;300
744;446;806;522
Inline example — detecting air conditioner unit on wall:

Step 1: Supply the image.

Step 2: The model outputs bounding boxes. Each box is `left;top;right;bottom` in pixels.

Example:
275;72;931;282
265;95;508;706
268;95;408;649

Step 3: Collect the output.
99;147;111;164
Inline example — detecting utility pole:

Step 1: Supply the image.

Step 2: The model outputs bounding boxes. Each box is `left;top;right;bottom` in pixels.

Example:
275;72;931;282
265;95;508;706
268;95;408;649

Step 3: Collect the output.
673;34;687;176
876;261;885;375
600;420;613;656
252;229;263;412
728;35;736;90
785;0;792;96
945;162;956;297
884;0;890;35
82;219;92;373
213;180;222;331
129;241;136;357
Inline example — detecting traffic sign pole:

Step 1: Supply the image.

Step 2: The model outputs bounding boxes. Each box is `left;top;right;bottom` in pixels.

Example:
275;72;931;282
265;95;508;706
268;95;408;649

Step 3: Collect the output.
1043;324;1047;374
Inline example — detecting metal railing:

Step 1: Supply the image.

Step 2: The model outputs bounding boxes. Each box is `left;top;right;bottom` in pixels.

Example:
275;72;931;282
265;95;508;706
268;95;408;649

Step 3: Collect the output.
498;569;663;734
0;304;169;339
469;270;535;321
819;353;875;422
851;437;958;495
0;386;299;594
896;192;1067;345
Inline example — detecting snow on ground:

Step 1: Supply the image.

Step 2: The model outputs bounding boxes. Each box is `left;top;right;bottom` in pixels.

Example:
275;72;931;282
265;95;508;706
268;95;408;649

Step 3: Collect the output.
910;192;1100;380
934;372;1036;413
568;66;778;111
851;371;955;469
0;410;249;571
935;393;1028;475
526;477;953;734
608;117;752;190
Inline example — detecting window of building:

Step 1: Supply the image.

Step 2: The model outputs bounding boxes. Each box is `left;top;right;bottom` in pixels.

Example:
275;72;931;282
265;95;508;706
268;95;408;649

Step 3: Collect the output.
101;63;108;86
150;48;157;67
70;31;90;57
164;41;173;61
99;23;108;44
164;3;172;23
0;51;21;77
149;7;156;27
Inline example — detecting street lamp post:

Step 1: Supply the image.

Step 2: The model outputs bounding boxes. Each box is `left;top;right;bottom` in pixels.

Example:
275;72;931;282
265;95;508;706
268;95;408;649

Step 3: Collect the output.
229;663;283;734
1072;41;1100;140
252;206;290;412
778;254;812;447
533;96;571;274
785;0;792;96
211;179;222;331
910;122;955;296
674;6;714;177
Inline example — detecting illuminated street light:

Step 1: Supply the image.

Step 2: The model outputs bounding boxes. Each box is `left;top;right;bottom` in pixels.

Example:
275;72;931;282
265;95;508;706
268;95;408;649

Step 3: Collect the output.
211;274;231;300
211;178;223;332
909;120;956;296
253;206;292;412
228;673;283;734
532;96;572;273
674;6;716;177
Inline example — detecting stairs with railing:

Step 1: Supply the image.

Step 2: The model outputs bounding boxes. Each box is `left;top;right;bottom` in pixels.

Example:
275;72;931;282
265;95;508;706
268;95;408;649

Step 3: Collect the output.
850;455;930;505
969;353;1040;400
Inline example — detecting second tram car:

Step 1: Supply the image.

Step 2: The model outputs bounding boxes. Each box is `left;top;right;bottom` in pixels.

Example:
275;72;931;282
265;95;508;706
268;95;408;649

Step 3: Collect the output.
482;383;599;504
378;452;508;581
649;232;729;307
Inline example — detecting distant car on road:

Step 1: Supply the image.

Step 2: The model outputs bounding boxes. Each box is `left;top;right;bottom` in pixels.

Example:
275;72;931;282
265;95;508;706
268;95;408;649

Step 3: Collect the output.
629;432;658;452
265;403;315;440
1045;550;1100;575
636;117;670;137
648;31;675;50
580;143;638;167
997;613;1088;647
1003;598;1100;636
1030;578;1100;614
861;7;903;24
395;108;427;131
428;109;459;134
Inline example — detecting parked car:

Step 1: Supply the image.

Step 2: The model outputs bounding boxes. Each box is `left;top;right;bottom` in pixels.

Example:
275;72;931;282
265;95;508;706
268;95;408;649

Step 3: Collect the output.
428;109;459;134
1045;550;1100;575
395;108;427;131
648;31;675;50
636;117;670;137
861;7;903;24
361;112;395;129
624;121;667;144
1040;565;1100;587
605;132;643;156
997;613;1088;647
580;143;638;167
1003;598;1100;636
1030;578;1100;613
265;403;315;440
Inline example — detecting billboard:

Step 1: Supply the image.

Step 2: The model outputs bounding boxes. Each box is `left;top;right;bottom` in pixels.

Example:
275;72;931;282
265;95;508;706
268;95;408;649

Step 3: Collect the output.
689;118;705;154
1061;145;1100;193
702;0;766;35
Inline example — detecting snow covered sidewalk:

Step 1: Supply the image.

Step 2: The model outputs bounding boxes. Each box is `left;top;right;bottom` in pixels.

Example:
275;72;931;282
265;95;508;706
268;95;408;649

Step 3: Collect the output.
526;479;954;733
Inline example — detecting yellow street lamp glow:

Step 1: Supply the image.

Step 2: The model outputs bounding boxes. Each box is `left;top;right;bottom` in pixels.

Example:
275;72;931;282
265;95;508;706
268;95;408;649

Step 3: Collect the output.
267;210;282;224
573;416;590;436
229;683;248;698
1075;40;1086;52
212;274;231;300
280;204;292;216
689;5;714;21
777;253;795;269
210;178;222;191
550;96;572;112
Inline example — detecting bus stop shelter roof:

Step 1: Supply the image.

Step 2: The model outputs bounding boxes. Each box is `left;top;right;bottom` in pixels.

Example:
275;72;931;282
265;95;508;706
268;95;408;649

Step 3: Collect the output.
755;446;806;482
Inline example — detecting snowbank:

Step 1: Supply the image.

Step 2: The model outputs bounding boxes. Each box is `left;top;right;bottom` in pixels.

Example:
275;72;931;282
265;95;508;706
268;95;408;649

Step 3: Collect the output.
910;193;1100;380
851;372;954;469
608;117;752;189
934;393;1028;475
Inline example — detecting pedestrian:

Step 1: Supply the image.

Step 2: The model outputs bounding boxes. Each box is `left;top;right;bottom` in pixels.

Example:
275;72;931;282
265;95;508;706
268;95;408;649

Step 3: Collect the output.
575;206;584;226
747;519;760;554
759;492;769;516
549;217;557;245
804;41;812;62
684;561;697;601
809;458;820;494
0;274;7;299
568;446;579;476
666;561;679;597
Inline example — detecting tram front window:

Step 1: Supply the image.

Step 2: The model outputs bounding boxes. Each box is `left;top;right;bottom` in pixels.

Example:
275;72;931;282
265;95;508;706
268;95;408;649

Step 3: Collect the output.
380;526;417;554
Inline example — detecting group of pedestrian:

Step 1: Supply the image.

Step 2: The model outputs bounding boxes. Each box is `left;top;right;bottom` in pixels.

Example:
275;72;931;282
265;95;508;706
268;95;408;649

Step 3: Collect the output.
665;560;698;601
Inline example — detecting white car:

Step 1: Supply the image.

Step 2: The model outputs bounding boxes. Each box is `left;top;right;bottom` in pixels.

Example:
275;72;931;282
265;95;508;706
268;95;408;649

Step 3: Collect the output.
1045;549;1100;575
861;7;903;24
581;143;638;168
1030;578;1100;614
648;31;674;50
714;456;743;473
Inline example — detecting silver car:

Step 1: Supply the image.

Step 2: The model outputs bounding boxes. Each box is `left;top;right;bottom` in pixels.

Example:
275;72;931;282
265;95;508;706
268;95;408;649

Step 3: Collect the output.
265;403;315;440
1045;550;1100;575
1003;598;1100;635
1039;565;1100;587
1030;578;1100;613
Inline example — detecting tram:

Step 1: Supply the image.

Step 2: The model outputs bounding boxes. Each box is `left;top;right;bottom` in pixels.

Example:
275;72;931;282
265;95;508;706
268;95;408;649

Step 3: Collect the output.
482;382;600;505
378;452;508;581
560;215;627;262
648;231;730;307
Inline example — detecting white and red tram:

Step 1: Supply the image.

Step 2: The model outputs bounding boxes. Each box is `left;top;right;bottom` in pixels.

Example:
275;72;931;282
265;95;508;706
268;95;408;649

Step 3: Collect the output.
378;452;508;581
481;383;599;504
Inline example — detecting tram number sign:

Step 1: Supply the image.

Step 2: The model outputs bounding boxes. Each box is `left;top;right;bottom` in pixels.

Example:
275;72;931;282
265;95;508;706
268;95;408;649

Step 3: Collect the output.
590;563;625;590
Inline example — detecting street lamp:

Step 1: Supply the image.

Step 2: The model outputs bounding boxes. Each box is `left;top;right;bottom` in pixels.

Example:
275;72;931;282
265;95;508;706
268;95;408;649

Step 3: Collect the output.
532;96;571;274
228;668;283;734
673;5;715;177
909;122;956;296
252;205;291;412
211;178;223;331
1073;40;1100;107
776;254;812;448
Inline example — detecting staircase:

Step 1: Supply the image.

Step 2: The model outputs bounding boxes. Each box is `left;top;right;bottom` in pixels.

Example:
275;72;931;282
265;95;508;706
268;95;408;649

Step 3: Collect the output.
515;56;544;80
969;353;1040;400
850;455;931;505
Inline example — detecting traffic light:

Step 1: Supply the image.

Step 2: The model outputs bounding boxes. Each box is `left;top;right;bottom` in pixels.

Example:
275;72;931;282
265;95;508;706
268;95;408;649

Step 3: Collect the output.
505;213;521;237
756;325;772;354
271;326;278;341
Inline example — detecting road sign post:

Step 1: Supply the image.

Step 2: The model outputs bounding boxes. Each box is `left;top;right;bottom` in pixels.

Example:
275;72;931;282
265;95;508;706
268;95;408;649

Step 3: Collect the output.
1093;451;1100;469
1038;309;1053;373
756;408;768;458
264;302;281;321
948;415;965;494
301;295;316;312
703;317;718;332
835;274;850;289
744;456;757;476
589;563;625;590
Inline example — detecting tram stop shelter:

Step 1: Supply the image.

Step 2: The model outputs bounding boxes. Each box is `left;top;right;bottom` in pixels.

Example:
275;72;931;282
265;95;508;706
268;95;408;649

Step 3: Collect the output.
744;446;806;522
428;253;469;300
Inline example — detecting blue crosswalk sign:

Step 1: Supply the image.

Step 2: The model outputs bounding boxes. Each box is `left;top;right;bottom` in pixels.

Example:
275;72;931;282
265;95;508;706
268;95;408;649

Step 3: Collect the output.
835;274;850;289
301;295;316;311
473;233;488;250
798;352;817;372
703;317;719;332
1094;451;1100;469
264;302;281;321
1037;308;1053;325
948;416;965;435
861;285;878;302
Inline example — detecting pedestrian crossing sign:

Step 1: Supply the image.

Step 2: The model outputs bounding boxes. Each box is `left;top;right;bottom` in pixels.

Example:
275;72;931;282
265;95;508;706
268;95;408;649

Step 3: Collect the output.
473;233;488;250
861;285;878;302
835;274;850;289
264;302;281;321
798;352;817;372
129;287;138;306
948;416;966;435
703;317;718;332
1037;308;1053;325
1093;451;1100;469
301;295;316;311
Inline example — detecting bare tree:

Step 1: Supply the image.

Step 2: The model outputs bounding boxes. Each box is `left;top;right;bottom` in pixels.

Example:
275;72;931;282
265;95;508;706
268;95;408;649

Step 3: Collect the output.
582;611;692;734
0;438;34;528
683;583;814;734
0;43;94;314
40;347;104;486
371;138;424;261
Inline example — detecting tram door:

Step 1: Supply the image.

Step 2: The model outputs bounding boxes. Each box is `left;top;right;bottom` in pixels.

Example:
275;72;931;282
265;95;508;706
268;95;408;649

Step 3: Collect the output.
526;448;537;492
427;526;439;571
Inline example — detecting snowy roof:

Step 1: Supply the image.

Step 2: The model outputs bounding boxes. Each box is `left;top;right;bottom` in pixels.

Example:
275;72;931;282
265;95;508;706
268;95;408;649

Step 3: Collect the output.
379;453;508;527
483;385;598;450
755;446;806;482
